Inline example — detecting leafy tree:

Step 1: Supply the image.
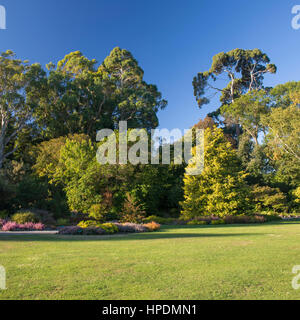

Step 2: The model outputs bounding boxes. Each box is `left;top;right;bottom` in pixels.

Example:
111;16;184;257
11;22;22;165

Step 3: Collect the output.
221;90;270;146
0;50;45;168
193;49;276;109
35;48;167;139
181;127;250;219
263;103;300;186
250;185;288;213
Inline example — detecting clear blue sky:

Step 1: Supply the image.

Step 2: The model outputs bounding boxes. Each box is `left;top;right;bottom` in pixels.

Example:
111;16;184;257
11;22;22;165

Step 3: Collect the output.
0;0;299;132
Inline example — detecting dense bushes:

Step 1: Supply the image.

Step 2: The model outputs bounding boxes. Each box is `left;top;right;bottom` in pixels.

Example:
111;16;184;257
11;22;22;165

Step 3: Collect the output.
59;222;160;235
11;212;39;224
1;221;45;231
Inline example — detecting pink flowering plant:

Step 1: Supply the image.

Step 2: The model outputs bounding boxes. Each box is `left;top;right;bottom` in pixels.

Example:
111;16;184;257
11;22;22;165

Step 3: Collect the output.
1;221;45;231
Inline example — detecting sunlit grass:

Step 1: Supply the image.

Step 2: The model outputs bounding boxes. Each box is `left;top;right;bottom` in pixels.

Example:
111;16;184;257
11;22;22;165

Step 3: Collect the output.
0;222;300;300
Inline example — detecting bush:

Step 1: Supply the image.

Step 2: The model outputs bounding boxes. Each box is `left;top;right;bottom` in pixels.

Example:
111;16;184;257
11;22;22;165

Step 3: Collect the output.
58;226;83;235
144;222;161;232
11;212;39;224
58;226;107;236
57;218;70;226
119;194;146;224
31;209;56;227
89;204;109;223
144;216;176;225
2;221;45;231
0;219;7;227
77;220;101;228
187;220;208;225
211;219;226;225
100;223;118;234
0;210;9;219
114;223;148;233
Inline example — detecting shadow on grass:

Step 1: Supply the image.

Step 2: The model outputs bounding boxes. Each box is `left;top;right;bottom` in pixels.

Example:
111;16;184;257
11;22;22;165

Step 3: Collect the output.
0;229;265;242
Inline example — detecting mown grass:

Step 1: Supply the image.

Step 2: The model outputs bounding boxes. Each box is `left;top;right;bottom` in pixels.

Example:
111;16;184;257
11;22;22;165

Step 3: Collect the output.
1;222;300;300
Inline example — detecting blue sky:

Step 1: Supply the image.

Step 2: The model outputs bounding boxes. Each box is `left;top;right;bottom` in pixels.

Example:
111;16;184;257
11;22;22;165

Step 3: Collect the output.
0;0;299;132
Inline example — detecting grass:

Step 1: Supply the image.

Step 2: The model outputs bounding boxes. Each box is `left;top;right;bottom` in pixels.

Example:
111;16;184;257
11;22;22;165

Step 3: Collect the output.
1;221;300;300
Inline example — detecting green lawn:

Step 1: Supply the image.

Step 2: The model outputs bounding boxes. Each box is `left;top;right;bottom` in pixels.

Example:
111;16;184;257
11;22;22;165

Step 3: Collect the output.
1;222;300;300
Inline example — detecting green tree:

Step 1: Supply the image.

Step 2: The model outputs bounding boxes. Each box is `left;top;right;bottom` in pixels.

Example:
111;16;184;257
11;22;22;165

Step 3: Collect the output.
263;102;300;186
181;127;250;219
0;50;45;168
35;48;167;139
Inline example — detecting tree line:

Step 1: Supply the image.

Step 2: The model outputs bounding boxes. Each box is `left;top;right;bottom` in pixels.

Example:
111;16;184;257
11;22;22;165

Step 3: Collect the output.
0;47;299;221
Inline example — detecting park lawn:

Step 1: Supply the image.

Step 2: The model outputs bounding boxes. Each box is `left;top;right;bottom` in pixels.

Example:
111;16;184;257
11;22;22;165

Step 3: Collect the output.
1;222;300;300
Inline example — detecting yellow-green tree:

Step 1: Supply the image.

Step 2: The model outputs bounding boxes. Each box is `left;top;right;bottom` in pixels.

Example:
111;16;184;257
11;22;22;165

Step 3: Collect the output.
181;127;250;219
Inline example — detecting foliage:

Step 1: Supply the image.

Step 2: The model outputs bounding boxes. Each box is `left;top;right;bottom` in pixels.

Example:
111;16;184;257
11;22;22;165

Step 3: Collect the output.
187;220;208;225
119;193;146;223
11;212;39;224
77;220;101;228
35;48;167;139
89;203;111;223
56;218;70;226
250;185;288;213
1;221;44;231
143;215;176;225
263;103;300;186
181;127;250;219
0;50;45;168
114;223;148;233
144;222;161;232
211;219;226;225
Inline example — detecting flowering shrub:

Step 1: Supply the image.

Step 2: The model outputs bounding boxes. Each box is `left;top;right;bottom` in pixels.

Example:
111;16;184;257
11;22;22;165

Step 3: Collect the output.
58;226;83;235
144;222;161;231
0;219;7;227
2;221;45;231
58;226;109;235
113;223;148;233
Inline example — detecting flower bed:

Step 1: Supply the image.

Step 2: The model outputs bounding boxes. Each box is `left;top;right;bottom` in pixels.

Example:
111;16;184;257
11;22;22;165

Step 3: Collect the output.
58;222;161;235
1;221;45;231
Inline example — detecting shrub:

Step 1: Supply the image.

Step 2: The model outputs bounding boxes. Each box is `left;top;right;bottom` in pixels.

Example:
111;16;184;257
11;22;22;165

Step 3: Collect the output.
82;227;106;235
100;223;118;234
58;226;107;236
0;219;7;227
57;218;70;226
211;219;225;225
144;222;161;232
251;185;288;213
0;210;9;219
114;223;148;233
31;209;56;226
11;212;39;224
2;221;45;231
119;194;146;224
144;216;176;225
77;220;101;228
58;226;83;235
89;204;109;223
187;220;208;225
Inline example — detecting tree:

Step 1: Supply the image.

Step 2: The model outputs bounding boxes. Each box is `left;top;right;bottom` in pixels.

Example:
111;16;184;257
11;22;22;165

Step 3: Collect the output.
98;47;167;131
221;90;270;146
0;50;45;168
181;127;250;219
263;103;300;186
193;49;276;108
192;49;276;141
250;185;288;213
35;48;167;139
